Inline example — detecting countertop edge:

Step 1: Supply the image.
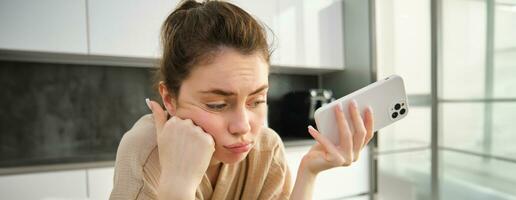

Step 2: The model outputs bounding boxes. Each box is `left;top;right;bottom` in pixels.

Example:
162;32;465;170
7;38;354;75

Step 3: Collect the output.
0;139;315;176
0;161;115;176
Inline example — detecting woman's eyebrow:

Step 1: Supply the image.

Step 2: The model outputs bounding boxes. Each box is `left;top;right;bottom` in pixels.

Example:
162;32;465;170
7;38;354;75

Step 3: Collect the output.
199;89;235;96
249;85;269;95
199;84;268;96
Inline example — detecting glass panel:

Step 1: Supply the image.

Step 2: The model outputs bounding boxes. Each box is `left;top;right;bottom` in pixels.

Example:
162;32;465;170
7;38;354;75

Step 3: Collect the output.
492;102;516;158
442;102;516;159
375;0;431;151
440;103;485;153
377;150;432;200
439;150;516;199
441;0;486;99
376;0;431;95
493;0;516;98
379;106;431;151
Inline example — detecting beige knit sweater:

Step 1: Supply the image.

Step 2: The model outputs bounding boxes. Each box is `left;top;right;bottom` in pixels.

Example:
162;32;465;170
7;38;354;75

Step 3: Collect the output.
109;114;292;200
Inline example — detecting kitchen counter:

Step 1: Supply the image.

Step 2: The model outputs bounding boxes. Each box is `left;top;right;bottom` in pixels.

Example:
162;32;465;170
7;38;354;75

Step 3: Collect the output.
0;160;115;176
0;139;315;176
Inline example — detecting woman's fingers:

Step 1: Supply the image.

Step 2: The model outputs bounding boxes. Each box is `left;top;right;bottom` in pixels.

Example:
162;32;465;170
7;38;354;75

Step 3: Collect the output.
348;100;366;161
146;98;168;135
333;105;353;164
308;126;344;164
307;102;375;172
363;106;375;147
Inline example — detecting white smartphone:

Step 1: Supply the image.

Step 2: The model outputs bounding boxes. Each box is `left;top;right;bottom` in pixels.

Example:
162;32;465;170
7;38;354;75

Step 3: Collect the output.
314;75;409;145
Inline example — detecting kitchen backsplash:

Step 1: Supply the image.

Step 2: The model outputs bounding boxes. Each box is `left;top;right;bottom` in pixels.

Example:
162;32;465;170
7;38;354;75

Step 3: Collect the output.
0;60;318;167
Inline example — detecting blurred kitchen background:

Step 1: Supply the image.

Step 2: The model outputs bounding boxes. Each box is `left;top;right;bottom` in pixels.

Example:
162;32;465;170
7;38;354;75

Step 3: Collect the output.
0;0;515;199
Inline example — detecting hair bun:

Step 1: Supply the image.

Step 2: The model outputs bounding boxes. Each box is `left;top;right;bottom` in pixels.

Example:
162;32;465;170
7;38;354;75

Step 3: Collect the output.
175;0;203;12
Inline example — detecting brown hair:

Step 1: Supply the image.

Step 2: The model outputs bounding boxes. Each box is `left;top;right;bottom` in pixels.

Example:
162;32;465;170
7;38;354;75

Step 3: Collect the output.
156;0;270;98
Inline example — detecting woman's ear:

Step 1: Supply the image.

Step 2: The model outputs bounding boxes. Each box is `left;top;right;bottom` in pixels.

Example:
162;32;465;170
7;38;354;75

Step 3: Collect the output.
159;81;177;116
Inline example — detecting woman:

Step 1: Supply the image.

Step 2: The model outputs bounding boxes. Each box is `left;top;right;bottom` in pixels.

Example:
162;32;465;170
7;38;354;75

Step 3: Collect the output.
110;0;374;199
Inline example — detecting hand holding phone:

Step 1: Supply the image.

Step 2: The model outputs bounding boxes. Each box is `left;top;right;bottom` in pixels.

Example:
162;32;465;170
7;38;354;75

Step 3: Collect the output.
314;75;409;145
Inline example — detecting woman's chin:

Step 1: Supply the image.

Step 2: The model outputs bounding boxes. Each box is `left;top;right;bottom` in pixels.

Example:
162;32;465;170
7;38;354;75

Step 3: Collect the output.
216;152;250;164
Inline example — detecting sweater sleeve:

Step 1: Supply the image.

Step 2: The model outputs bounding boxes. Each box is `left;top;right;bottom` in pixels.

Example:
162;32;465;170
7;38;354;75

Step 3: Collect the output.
109;115;159;200
257;139;293;200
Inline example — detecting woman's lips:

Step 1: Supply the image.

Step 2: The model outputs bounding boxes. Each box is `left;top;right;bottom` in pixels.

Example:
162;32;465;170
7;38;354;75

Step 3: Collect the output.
224;142;252;154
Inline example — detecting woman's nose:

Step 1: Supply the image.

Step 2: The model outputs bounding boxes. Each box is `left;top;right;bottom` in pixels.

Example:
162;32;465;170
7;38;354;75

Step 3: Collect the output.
228;108;251;135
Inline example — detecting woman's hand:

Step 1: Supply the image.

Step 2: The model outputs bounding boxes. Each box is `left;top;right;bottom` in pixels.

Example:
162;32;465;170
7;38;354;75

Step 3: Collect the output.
303;100;374;175
146;99;215;199
291;100;374;200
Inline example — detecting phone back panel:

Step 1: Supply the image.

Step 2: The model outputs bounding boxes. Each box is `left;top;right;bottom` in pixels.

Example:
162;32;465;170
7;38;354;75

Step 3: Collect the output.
314;75;409;145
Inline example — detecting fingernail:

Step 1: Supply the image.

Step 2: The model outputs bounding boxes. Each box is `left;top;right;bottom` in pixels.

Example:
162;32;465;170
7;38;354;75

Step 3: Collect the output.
337;103;343;111
307;125;316;132
145;98;151;110
367;106;373;114
352;99;358;108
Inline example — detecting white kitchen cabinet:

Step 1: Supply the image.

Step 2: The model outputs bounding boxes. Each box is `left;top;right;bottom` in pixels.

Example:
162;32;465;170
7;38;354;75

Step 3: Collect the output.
229;0;345;70
276;0;344;69
285;145;369;199
87;167;115;200
0;0;345;71
0;0;88;54
0;170;88;200
87;0;177;58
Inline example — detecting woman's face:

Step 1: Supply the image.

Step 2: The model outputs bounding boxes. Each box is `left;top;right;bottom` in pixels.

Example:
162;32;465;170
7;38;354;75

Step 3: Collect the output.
161;48;269;164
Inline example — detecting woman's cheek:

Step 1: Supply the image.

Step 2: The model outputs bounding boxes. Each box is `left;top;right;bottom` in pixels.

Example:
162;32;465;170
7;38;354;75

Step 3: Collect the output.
254;106;267;126
191;110;224;138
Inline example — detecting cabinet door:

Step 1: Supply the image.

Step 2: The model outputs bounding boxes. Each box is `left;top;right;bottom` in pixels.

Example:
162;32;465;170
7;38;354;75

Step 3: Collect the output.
87;167;115;200
88;0;177;58
277;0;344;69
0;0;88;54
0;170;88;200
285;145;369;199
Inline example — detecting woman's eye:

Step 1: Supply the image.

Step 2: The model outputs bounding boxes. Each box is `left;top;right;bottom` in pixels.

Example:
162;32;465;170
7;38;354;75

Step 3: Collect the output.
250;100;266;108
206;103;227;111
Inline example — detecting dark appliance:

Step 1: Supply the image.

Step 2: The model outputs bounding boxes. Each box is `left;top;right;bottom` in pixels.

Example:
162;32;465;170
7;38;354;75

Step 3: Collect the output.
278;89;334;139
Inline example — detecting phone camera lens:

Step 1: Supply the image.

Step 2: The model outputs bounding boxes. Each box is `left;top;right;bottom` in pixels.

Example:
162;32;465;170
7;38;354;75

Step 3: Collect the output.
392;112;398;118
394;103;401;110
400;108;406;115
